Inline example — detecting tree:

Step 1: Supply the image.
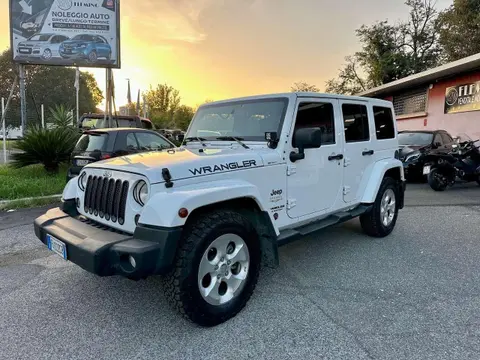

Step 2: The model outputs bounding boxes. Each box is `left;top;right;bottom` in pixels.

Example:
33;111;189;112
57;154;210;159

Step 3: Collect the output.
0;48;103;127
355;21;411;87
399;0;441;73
325;0;442;95
143;83;181;128
438;0;480;62
174;105;195;131
325;56;371;95
290;82;320;92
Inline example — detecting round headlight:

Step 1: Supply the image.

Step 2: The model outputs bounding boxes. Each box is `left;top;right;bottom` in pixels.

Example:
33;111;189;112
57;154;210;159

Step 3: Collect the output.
78;172;88;191
133;180;148;206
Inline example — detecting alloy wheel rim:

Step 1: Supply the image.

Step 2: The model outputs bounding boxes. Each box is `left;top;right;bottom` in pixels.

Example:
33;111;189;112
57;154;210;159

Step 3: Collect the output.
380;188;396;227
198;234;250;306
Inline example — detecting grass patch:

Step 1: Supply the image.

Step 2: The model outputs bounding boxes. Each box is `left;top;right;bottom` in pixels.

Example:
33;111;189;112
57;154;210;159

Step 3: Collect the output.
0;164;68;201
0;196;61;211
0;140;17;149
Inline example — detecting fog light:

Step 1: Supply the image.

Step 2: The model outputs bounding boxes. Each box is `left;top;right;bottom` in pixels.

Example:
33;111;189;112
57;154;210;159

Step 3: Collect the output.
128;255;136;268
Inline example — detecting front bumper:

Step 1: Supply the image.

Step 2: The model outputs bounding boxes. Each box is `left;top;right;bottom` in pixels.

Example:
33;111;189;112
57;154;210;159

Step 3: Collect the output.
34;203;182;279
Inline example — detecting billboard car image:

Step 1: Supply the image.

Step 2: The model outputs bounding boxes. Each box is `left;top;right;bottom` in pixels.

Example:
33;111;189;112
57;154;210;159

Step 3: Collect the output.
10;0;120;68
16;33;70;60
59;34;111;63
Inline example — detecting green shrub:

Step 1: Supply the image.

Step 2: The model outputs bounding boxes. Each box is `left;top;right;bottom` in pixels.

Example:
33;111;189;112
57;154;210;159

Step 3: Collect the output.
10;127;80;173
48;104;75;128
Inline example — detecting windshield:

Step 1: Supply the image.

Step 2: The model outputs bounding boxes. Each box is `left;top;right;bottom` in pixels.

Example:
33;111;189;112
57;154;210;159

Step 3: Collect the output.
72;35;92;41
28;34;51;41
398;132;433;146
75;133;108;152
185;98;289;142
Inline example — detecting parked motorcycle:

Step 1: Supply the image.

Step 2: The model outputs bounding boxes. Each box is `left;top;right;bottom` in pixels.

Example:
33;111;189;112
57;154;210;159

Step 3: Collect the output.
422;134;480;191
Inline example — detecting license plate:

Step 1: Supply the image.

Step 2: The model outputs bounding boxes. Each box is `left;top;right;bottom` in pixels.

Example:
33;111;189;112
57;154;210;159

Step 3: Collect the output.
76;159;89;166
423;165;431;175
47;234;67;260
19;49;30;53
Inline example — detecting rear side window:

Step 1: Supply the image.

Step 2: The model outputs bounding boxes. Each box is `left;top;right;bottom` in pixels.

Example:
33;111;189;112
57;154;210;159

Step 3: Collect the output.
136;132;173;151
342;104;370;142
75;133;108;152
373;106;395;140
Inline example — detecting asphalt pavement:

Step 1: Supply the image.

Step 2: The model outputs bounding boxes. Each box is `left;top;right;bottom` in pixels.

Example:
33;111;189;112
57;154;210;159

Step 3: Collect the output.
0;183;479;360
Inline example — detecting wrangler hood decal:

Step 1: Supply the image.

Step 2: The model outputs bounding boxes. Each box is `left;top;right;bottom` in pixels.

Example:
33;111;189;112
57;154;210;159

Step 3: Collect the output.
84;147;264;183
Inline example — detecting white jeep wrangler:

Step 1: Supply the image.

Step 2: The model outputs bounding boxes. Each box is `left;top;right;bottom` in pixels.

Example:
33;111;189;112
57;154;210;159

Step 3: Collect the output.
34;92;406;326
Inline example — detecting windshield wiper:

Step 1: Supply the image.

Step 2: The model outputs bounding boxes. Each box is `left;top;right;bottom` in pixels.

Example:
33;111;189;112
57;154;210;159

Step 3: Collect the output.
216;136;250;149
184;137;207;147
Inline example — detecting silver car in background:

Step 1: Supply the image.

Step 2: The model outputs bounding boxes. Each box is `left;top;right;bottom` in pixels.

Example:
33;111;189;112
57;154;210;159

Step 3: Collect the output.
17;33;70;61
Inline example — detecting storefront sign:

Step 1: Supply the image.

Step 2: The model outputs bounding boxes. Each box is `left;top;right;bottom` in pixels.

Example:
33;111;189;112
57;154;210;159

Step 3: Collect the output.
10;0;120;68
444;81;480;114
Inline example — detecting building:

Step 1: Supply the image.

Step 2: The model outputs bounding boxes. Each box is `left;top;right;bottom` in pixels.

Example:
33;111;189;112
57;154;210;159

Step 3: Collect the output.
358;53;480;139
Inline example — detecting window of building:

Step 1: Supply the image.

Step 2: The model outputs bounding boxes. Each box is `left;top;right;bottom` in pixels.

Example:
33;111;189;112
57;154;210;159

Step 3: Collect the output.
373;106;395;140
293;102;335;146
342;104;370;143
393;88;428;116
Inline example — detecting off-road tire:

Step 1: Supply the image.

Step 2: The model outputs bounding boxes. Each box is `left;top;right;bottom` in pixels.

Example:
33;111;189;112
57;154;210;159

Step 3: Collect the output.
360;177;399;238
163;209;261;327
428;168;448;191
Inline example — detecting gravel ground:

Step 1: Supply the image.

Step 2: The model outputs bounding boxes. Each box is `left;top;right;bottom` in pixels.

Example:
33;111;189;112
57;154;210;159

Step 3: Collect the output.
0;183;479;360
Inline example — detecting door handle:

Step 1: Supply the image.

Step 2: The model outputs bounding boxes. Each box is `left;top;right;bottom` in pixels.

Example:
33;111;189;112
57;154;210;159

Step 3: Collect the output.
328;154;344;161
362;150;374;156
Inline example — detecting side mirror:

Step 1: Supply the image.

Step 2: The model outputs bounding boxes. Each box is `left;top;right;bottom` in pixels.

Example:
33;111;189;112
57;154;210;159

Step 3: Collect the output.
290;127;322;162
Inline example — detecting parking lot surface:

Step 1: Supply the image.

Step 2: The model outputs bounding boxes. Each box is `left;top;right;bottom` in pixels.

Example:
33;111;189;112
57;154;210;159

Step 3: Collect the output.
0;183;479;360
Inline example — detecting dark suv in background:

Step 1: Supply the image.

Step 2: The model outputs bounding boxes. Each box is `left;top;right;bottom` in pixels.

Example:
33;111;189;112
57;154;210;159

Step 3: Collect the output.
399;129;455;181
66;128;175;183
78;113;155;131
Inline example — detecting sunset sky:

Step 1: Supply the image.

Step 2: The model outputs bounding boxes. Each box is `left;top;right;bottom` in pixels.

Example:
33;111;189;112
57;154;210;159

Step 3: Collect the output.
0;0;452;109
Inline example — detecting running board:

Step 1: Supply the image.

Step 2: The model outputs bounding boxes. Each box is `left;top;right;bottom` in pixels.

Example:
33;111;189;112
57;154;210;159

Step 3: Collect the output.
277;204;372;247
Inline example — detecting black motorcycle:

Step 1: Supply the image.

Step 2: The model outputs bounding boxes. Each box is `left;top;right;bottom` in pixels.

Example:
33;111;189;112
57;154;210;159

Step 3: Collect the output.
423;136;480;191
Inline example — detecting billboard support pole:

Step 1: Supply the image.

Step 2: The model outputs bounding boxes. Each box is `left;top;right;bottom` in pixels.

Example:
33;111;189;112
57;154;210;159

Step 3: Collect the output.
75;67;80;126
19;64;26;136
1;75;18;164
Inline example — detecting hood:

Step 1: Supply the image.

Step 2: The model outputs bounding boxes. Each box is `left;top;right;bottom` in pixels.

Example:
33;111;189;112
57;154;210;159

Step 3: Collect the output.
399;145;428;158
20;40;48;46
84;147;268;183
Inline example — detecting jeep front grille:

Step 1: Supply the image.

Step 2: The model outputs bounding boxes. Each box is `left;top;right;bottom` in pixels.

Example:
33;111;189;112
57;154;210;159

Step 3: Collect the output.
84;175;129;225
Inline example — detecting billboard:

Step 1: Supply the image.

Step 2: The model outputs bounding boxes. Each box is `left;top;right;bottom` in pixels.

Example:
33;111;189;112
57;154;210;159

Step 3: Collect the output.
445;81;480;114
10;0;120;68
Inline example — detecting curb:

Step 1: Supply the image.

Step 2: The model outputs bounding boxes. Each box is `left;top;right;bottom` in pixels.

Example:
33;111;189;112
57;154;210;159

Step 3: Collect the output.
0;194;62;205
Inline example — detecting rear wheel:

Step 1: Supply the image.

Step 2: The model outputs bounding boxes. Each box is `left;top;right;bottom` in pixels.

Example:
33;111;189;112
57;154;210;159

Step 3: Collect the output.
428;168;449;191
360;177;399;238
163;209;261;327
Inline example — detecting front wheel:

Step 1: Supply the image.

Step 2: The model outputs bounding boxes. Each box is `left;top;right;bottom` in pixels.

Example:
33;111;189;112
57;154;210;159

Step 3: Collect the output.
360;177;399;238
163;209;261;327
428;168;449;191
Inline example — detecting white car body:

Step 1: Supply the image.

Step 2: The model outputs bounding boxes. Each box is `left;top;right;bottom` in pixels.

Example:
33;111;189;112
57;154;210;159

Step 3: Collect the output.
17;33;70;59
63;92;404;235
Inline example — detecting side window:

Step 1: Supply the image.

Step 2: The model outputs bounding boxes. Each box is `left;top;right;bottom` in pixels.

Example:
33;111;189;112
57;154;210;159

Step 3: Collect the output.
342;104;370;143
293;102;335;146
441;133;453;144
433;134;443;146
141;120;153;129
373;106;395;140
136;132;172;150
126;133;139;151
